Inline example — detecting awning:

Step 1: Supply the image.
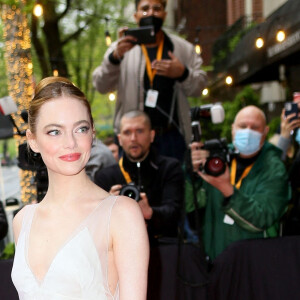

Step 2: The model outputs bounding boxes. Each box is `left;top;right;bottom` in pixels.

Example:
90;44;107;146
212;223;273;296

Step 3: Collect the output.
227;0;300;85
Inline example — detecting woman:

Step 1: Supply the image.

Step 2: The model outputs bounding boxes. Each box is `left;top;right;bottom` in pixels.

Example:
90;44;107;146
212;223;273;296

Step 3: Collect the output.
11;77;149;299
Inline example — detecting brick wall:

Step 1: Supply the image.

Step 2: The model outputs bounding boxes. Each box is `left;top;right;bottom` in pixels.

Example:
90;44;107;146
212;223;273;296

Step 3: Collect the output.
176;0;227;66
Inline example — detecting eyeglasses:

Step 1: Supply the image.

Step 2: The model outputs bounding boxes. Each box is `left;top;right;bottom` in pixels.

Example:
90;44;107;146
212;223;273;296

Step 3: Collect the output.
138;4;164;15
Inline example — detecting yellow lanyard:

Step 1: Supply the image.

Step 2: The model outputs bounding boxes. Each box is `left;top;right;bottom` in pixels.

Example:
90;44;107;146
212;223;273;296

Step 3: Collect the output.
119;157;132;184
230;158;254;189
141;35;164;88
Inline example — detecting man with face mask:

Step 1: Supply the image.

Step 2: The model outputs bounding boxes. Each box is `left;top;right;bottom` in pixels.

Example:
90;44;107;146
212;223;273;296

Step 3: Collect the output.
92;0;207;163
190;105;290;260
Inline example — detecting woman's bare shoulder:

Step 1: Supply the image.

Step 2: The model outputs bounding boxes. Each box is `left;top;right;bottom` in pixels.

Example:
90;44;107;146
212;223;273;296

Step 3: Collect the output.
113;196;141;216
112;196;144;226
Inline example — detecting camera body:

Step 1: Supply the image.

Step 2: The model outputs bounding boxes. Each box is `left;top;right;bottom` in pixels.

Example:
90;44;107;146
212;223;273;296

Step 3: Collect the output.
120;182;141;201
191;120;232;177
201;138;231;176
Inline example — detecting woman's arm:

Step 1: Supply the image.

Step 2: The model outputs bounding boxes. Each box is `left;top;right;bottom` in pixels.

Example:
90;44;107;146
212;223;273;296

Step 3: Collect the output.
111;196;149;300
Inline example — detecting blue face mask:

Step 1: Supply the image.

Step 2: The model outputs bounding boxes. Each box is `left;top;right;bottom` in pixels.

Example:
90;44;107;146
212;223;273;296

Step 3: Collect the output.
233;128;263;156
295;129;300;145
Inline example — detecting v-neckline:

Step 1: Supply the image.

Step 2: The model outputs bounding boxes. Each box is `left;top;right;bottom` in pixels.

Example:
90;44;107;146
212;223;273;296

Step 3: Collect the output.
25;198;108;286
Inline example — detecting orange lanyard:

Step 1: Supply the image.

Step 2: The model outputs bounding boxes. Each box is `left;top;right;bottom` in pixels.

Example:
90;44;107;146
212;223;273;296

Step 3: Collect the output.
119;157;132;184
230;158;254;189
141;35;164;88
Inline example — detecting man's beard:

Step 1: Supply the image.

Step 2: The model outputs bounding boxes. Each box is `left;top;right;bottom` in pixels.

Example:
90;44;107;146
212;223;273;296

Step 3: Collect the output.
127;149;149;162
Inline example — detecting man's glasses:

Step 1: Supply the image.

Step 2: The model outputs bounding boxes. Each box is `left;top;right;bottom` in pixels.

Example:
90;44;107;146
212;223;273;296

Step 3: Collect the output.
138;4;164;15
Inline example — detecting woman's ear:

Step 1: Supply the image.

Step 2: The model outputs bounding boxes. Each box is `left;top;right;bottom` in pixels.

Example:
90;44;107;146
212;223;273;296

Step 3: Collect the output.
26;129;39;153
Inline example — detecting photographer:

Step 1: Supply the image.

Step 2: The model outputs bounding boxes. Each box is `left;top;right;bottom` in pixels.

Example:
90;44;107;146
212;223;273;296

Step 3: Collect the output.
190;105;290;260
94;110;184;244
92;0;207;162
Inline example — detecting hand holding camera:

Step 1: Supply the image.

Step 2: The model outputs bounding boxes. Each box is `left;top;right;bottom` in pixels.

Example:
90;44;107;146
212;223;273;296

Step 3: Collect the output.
191;120;231;177
111;183;153;219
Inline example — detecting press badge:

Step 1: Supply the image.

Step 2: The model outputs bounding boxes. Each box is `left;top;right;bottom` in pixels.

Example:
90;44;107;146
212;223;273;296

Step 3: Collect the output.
145;89;159;108
223;214;234;225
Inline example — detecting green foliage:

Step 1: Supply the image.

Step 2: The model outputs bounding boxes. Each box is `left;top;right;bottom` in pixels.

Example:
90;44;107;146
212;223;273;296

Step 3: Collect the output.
0;138;17;159
1;0;134;131
212;21;256;69
0;242;15;260
196;86;260;144
267;116;281;139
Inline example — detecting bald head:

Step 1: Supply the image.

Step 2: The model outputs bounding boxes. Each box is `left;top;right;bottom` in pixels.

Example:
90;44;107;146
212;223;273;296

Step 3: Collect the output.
232;106;269;157
233;106;267;128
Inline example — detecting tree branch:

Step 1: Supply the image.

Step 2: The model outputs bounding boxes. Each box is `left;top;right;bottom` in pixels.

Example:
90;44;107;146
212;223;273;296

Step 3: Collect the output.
61;18;93;46
57;0;72;21
31;13;50;77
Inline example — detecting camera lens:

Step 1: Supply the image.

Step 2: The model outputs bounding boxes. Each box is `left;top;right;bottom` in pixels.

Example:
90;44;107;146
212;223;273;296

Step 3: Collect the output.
120;184;140;201
123;189;137;199
205;157;226;176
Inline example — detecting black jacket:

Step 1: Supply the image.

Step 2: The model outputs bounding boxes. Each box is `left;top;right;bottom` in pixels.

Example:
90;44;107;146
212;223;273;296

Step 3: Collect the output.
0;201;8;240
94;149;184;242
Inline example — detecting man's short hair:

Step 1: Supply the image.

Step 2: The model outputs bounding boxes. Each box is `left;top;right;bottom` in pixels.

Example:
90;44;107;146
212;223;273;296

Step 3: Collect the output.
135;0;167;9
120;110;152;130
103;136;116;146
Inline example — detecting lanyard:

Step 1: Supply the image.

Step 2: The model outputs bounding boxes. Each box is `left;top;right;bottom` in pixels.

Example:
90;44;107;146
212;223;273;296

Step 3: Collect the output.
230;158;254;189
119;157;132;184
141;35;164;88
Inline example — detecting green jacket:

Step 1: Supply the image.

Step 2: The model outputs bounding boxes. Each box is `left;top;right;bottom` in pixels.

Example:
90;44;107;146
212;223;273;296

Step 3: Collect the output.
201;142;291;260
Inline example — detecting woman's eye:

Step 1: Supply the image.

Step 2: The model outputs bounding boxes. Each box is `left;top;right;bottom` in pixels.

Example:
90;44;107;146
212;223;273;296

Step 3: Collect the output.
77;126;90;133
47;129;60;136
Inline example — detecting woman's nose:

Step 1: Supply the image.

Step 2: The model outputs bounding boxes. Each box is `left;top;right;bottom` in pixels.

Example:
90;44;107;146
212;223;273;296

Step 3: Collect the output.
63;132;77;149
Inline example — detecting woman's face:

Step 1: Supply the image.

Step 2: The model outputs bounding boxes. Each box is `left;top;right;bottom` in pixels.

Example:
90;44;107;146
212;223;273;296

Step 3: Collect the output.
27;96;94;177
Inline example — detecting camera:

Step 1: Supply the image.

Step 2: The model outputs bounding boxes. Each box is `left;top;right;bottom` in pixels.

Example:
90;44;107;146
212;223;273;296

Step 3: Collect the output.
200;138;231;176
191;119;232;177
120;183;141;201
124;25;155;44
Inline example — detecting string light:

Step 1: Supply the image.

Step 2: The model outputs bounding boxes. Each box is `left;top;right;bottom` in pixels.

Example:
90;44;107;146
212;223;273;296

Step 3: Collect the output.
108;93;116;101
105;31;112;46
225;75;233;85
2;2;36;203
194;26;201;55
194;38;201;55
105;17;112;46
276;30;286;42
33;3;43;17
255;37;264;48
202;88;209;96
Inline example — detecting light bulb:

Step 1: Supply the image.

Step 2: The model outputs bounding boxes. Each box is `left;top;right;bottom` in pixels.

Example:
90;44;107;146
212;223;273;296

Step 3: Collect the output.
33;4;43;17
225;76;233;85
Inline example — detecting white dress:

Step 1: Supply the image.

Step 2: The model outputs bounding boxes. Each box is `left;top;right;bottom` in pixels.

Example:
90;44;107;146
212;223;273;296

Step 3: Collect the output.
11;195;119;300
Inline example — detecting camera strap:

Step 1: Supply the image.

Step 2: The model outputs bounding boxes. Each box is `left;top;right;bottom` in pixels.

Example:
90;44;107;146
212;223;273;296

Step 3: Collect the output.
119;157;132;184
230;158;254;189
